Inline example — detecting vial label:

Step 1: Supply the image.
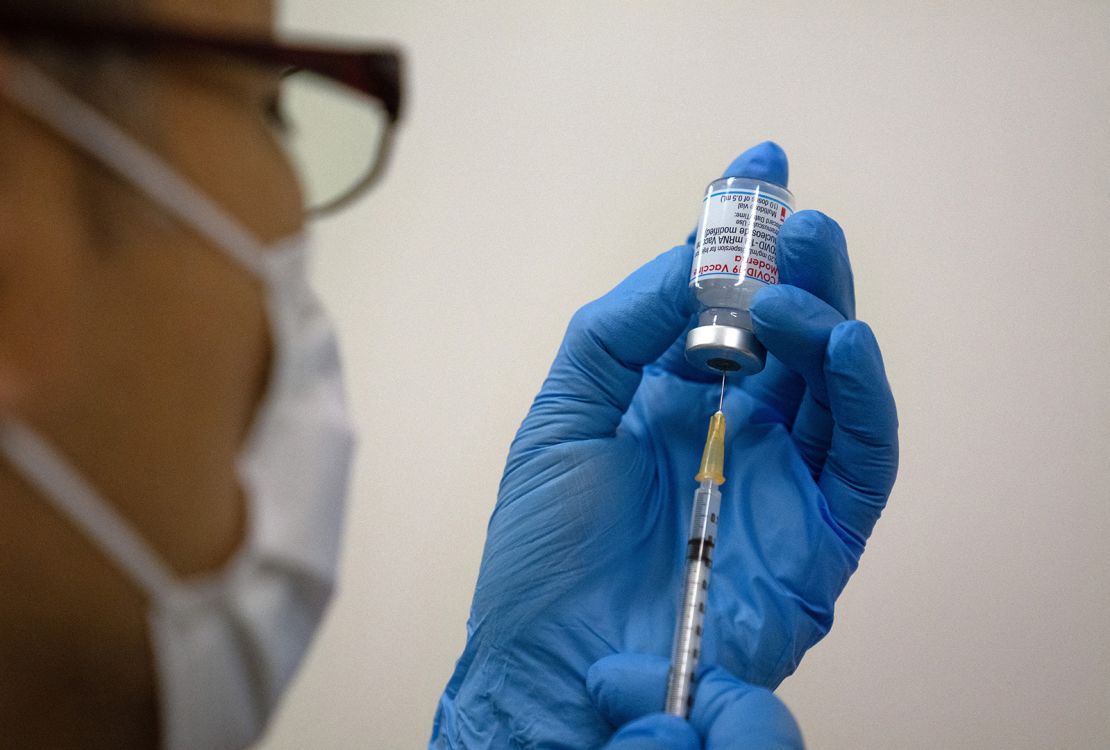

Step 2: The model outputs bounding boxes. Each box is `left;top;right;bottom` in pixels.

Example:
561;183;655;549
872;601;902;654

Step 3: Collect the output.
690;190;793;285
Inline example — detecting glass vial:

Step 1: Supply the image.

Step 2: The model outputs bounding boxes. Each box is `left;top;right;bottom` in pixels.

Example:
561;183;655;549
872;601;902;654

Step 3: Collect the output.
685;176;795;374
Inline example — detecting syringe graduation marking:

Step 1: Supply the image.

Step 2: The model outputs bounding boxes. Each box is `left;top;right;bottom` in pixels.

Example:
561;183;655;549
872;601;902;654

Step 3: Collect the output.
686;536;714;565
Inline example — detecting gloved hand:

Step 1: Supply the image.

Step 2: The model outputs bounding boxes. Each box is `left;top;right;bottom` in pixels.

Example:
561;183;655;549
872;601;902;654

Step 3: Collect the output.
430;142;898;748
589;653;803;749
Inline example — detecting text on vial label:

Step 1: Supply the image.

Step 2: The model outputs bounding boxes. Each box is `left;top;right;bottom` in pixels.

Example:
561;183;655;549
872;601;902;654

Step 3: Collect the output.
690;191;792;285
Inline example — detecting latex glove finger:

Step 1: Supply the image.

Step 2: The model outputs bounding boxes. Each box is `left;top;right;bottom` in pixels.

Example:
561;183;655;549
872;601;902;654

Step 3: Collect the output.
738;211;855;424
588;653;670;727
589;654;804;749
787;390;833;479
684;141;790;245
749;280;861;476
779;211;854;320
749;292;896;549
690;666;805;749
512;242;695;448
602;715;700;750
818;321;898;548
750;284;845;413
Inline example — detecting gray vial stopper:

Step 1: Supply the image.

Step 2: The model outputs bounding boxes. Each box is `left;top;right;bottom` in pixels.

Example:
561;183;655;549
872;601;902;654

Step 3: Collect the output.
685;324;766;375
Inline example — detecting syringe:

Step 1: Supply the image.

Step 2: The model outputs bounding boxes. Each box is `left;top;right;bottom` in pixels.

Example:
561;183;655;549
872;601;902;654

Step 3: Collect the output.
664;386;727;717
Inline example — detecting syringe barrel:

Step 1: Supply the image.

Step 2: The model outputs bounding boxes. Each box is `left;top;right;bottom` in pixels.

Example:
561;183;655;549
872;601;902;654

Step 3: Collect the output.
685;176;794;375
664;478;722;717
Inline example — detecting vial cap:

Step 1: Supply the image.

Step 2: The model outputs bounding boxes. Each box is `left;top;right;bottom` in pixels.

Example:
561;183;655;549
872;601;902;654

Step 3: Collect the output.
685;324;766;375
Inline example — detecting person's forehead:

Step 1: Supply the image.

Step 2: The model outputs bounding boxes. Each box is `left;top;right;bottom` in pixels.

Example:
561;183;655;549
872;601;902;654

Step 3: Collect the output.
145;0;276;31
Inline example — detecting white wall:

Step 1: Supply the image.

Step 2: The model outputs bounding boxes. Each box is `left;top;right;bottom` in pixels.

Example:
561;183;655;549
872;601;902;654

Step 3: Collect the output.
262;2;1110;747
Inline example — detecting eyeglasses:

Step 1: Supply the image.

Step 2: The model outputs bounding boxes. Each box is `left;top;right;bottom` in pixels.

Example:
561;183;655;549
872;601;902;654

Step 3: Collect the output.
0;11;404;214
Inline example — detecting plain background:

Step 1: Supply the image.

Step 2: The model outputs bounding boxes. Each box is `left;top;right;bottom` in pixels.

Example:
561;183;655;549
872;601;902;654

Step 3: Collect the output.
261;2;1110;748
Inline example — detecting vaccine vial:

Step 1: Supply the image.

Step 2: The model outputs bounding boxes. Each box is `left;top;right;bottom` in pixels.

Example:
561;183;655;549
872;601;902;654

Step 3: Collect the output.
685;176;795;374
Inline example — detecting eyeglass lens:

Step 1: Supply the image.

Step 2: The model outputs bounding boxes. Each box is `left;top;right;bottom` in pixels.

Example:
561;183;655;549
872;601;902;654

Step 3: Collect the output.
277;69;388;213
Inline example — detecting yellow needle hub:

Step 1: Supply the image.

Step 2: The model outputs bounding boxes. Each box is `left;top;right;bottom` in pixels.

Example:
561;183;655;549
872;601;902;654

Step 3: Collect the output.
694;410;727;485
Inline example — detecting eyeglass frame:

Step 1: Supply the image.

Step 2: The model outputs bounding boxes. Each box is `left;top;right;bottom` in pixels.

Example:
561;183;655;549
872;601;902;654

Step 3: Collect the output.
0;9;404;214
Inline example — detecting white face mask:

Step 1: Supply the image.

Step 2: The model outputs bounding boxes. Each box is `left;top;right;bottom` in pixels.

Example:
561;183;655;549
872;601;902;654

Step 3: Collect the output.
0;56;356;750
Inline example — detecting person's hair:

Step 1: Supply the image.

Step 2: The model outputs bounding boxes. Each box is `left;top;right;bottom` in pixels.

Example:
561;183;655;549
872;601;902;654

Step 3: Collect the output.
8;0;147;18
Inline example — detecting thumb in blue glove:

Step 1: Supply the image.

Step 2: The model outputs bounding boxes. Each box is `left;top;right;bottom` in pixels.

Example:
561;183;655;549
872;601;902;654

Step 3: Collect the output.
600;715;701;750
589;653;804;750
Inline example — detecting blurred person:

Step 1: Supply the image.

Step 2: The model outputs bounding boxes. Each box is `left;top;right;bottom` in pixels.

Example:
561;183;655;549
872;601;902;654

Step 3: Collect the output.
0;1;400;747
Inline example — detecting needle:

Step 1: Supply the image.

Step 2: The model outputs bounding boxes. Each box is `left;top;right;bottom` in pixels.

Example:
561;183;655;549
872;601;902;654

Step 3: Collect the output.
718;372;726;412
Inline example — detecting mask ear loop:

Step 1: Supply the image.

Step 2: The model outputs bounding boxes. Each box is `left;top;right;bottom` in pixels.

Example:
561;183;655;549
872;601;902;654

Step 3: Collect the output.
0;50;267;278
0;417;181;602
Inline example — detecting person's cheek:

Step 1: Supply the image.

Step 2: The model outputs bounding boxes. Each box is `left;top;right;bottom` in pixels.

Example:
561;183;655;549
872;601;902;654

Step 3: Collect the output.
0;120;86;413
0;250;85;413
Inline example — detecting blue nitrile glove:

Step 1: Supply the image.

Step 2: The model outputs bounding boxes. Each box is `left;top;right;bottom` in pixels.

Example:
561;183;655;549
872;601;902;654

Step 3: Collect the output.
430;142;898;748
589;653;804;749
